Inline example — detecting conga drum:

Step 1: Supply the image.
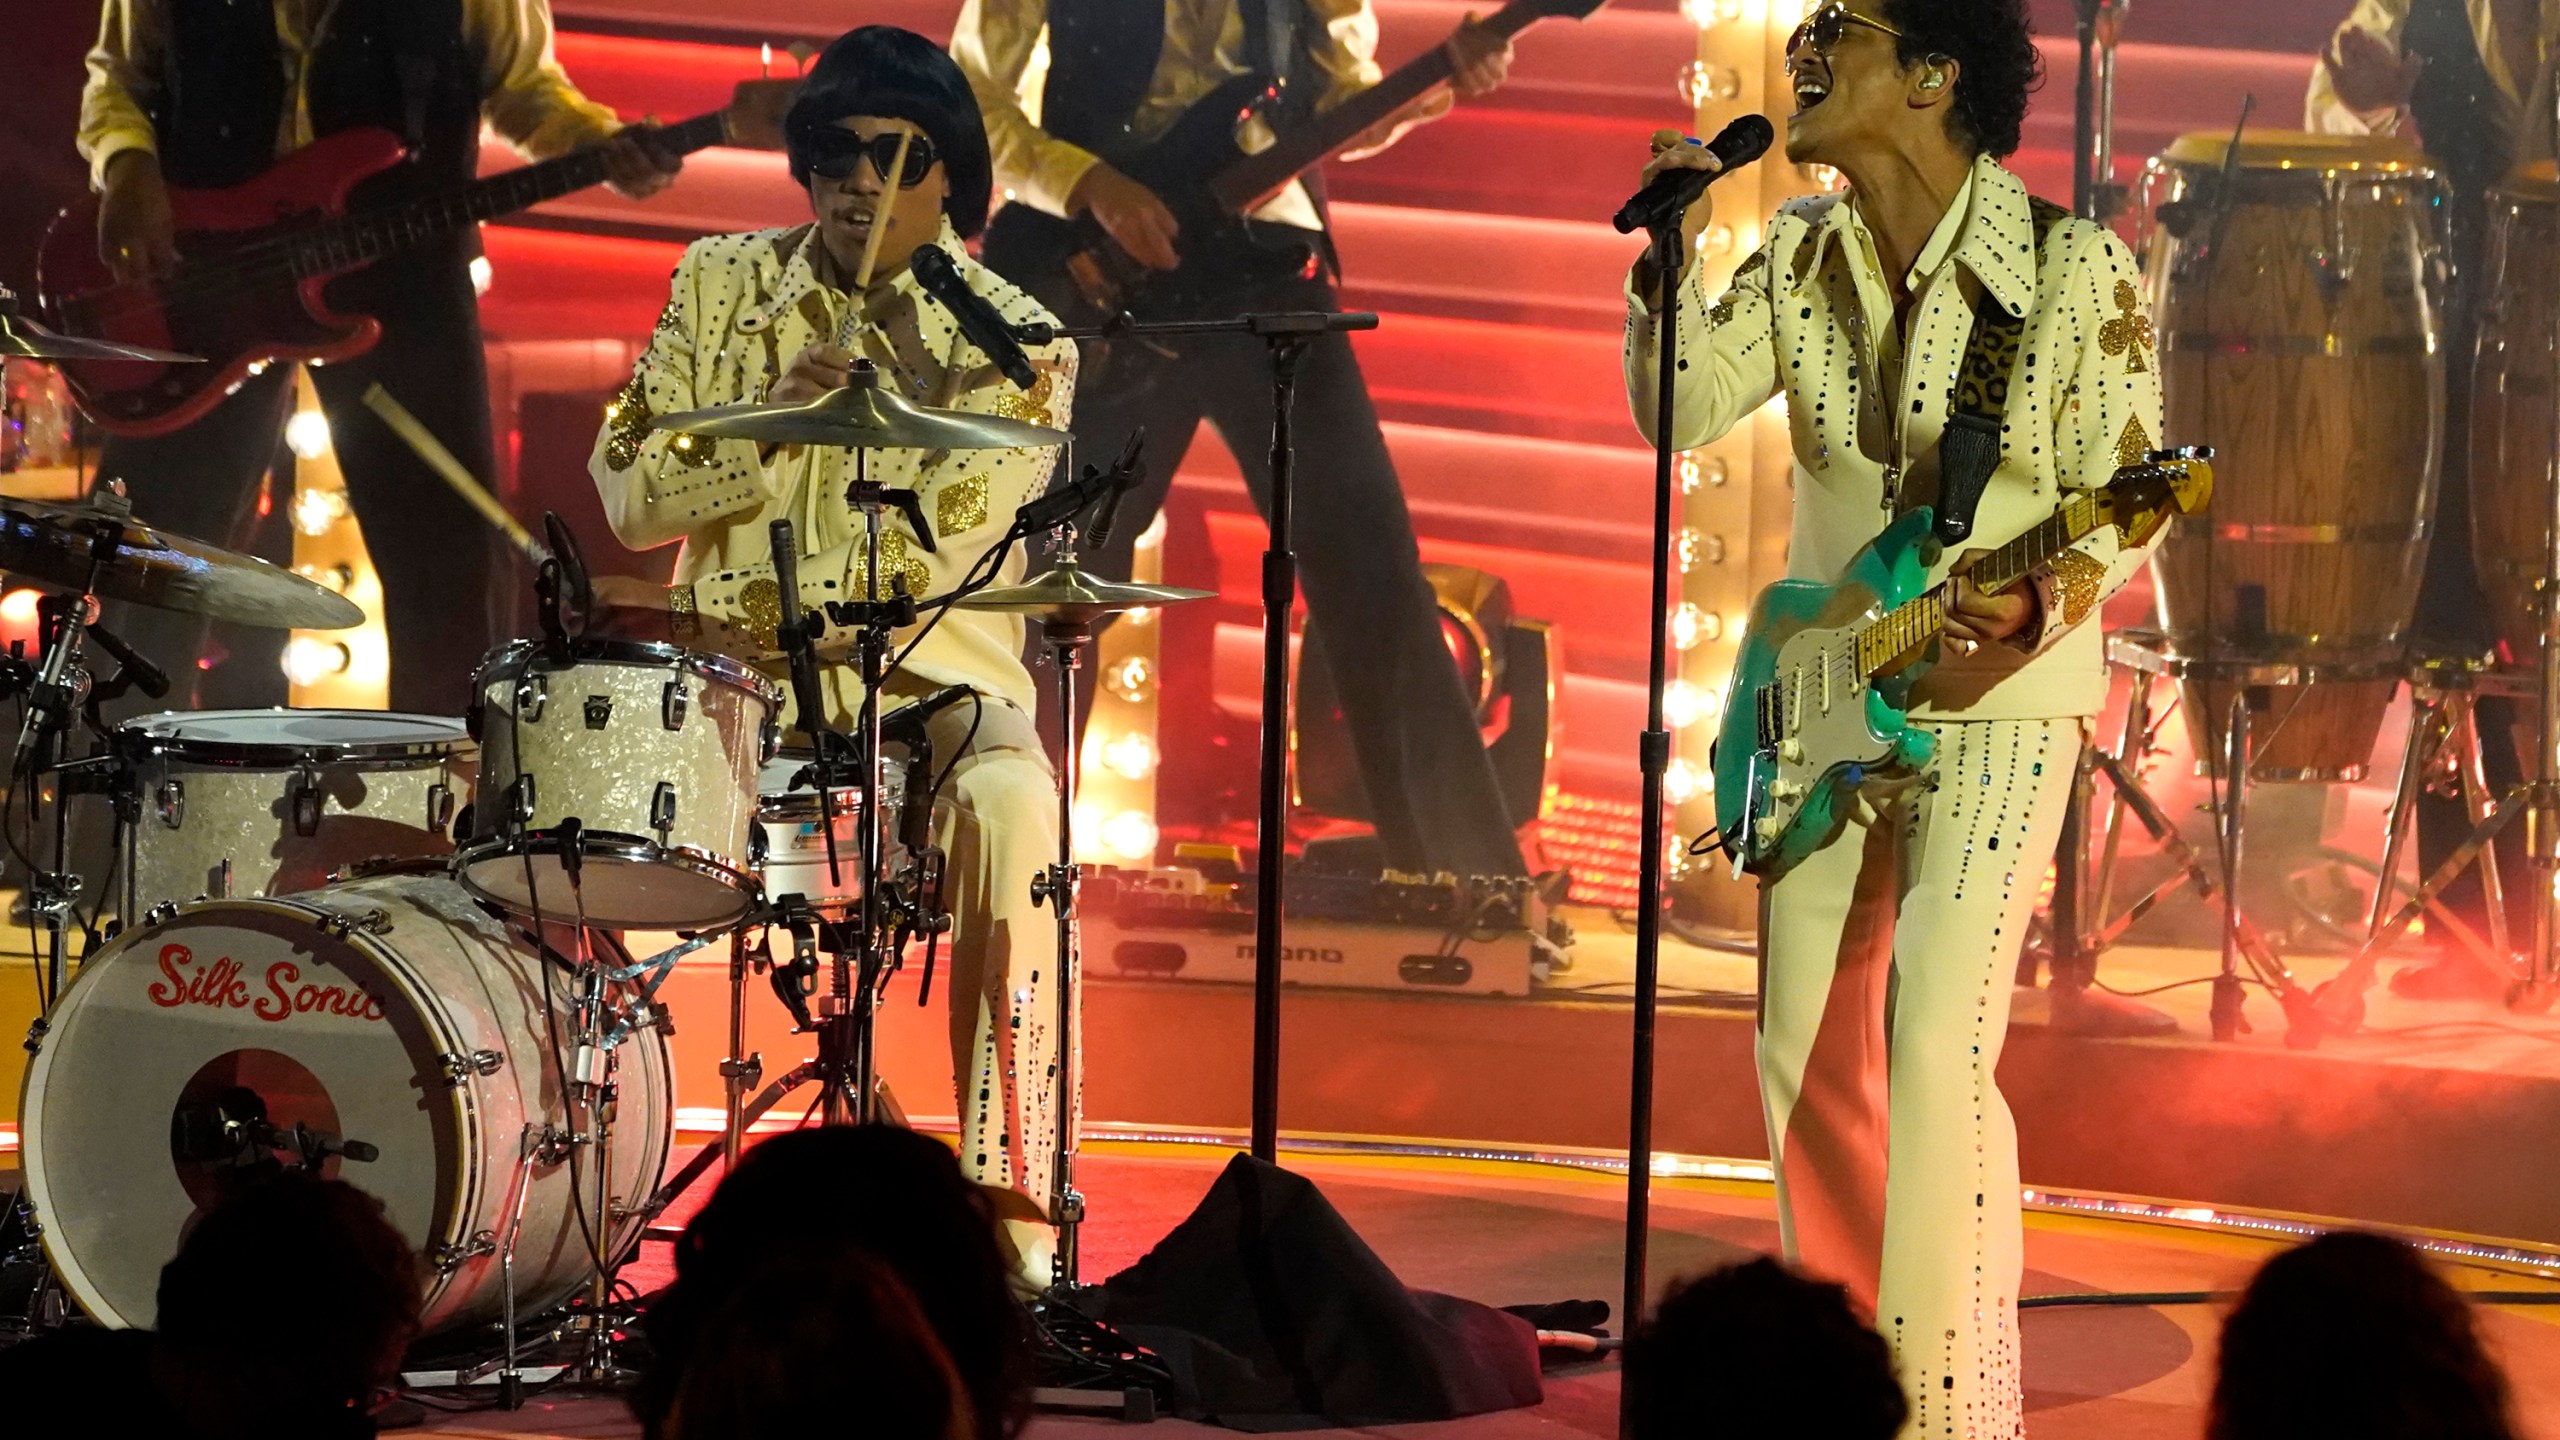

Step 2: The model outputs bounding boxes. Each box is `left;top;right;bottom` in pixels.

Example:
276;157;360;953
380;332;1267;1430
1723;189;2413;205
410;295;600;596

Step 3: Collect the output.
2471;163;2559;666
2145;131;2446;781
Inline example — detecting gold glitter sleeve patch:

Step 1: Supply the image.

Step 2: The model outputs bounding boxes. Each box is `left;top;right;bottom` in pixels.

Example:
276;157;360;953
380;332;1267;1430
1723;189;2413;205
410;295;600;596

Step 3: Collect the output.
733;577;783;651
2048;548;2107;628
936;473;990;537
2099;280;2155;374
990;371;1058;427
603;372;653;473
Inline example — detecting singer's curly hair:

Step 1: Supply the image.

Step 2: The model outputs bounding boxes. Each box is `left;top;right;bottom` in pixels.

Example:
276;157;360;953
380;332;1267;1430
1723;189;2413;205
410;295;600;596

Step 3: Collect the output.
1879;0;2043;159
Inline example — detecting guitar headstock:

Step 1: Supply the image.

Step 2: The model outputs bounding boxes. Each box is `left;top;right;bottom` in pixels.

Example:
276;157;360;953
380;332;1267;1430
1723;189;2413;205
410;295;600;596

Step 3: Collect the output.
2097;445;2214;548
1494;0;1610;30
724;78;801;152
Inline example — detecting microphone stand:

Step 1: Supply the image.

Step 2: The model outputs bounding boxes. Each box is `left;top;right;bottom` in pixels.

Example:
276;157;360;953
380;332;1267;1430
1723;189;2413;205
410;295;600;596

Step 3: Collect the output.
1620;222;1686;1429
1011;308;1378;1165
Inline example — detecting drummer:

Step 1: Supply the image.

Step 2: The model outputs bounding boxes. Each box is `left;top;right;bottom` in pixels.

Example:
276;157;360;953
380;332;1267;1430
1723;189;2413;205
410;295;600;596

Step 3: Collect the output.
586;25;1078;1290
2311;0;2529;993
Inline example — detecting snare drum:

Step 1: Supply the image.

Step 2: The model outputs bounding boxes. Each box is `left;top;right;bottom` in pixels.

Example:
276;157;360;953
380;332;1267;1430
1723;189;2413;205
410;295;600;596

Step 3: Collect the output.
112;709;474;919
459;639;780;930
755;751;909;915
2145;130;2446;781
20;872;672;1335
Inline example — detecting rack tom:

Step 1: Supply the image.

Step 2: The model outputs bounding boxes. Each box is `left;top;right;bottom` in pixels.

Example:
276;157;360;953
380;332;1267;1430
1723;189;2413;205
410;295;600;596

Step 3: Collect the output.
460;639;779;929
112;709;474;919
2144;131;2445;780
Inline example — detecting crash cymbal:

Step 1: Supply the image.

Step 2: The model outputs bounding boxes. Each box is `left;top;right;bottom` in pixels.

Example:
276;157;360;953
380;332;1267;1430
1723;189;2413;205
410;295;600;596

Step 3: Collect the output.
0;289;201;365
952;562;1212;624
0;494;363;630
652;364;1068;451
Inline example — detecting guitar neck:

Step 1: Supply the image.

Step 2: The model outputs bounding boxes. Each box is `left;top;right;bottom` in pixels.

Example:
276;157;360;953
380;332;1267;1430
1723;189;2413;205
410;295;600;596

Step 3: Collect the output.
288;109;730;278
1206;0;1552;211
1852;492;2103;678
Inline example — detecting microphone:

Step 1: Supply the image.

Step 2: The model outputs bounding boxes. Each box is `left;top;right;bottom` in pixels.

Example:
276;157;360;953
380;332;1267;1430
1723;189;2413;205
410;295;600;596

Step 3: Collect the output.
1085;429;1149;551
1612;114;1776;235
881;684;974;749
85;623;168;699
910;243;1039;392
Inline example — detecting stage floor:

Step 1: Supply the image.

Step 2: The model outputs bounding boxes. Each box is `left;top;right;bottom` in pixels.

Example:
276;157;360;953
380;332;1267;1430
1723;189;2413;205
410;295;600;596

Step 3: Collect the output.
395;1140;2560;1440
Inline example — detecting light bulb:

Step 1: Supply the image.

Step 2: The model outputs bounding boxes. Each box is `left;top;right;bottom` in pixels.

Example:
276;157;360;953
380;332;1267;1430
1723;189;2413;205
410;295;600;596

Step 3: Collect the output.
1101;809;1158;863
1105;655;1155;702
1099;731;1158;780
0;590;40;629
284;409;332;460
281;637;352;685
469;254;494;296
291;486;348;537
1664;757;1702;804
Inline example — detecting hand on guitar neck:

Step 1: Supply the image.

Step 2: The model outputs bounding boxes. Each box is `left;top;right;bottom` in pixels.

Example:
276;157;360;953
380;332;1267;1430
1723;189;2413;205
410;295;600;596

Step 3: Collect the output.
597;123;686;201
1941;549;2039;656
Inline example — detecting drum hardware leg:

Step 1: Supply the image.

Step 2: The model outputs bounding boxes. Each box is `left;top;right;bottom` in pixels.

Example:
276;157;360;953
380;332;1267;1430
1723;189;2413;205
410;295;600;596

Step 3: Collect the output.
721;927;758;1170
2315;790;2536;1032
2212;696;2251;1041
2091;666;2158;928
2078;749;2313;1027
2370;691;2452;940
2455;693;2518;974
2046;743;2095;994
492;1122;555;1411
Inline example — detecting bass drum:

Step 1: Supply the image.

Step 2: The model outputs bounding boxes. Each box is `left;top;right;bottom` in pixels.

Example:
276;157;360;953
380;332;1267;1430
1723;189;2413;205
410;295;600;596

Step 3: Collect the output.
19;873;670;1336
2470;163;2559;664
2145;130;2445;780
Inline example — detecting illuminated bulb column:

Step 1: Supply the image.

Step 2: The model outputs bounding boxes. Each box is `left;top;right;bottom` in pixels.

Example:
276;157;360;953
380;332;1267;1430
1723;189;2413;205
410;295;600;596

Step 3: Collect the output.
1073;511;1167;865
284;369;389;708
1670;0;1822;929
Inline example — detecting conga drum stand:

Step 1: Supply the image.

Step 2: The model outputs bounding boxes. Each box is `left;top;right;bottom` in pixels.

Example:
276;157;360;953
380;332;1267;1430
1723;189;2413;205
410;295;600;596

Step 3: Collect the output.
2053;634;2320;1041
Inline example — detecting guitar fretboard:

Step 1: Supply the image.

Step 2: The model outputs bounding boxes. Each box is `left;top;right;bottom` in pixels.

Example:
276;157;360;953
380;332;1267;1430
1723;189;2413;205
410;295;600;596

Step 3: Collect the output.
1851;491;2104;678
284;109;729;280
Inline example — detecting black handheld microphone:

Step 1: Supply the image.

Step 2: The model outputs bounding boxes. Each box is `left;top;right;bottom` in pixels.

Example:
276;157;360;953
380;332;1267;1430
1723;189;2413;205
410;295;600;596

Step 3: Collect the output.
910;243;1040;392
1612;114;1776;235
1086;429;1148;550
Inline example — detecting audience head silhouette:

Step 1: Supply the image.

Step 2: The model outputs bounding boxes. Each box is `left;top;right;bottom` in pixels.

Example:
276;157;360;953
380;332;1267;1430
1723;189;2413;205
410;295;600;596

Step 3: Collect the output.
1626;1256;1907;1440
2212;1230;2516;1440
666;1246;976;1440
637;1125;1031;1440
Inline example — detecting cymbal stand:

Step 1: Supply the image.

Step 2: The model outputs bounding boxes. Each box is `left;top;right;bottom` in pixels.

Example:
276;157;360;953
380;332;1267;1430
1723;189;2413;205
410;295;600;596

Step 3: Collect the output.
1025;560;1095;1289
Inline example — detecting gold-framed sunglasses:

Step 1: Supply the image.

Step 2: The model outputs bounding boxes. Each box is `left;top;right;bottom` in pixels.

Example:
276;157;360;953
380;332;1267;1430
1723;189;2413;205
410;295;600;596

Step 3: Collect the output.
1785;3;1906;60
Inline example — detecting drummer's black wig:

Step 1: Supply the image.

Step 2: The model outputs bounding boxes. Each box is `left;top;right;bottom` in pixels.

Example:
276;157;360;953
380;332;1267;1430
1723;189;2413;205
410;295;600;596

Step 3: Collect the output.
786;26;995;239
1879;0;2042;159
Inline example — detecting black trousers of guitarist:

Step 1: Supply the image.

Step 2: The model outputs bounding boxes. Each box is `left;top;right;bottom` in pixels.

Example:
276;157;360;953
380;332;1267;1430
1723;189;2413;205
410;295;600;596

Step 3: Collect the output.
96;244;503;717
1066;262;1528;879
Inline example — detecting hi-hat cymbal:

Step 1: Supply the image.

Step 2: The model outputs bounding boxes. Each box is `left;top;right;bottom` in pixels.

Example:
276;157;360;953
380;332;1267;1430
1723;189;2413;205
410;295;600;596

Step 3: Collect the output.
953;562;1213;624
653;366;1068;450
0;287;201;365
0;496;363;630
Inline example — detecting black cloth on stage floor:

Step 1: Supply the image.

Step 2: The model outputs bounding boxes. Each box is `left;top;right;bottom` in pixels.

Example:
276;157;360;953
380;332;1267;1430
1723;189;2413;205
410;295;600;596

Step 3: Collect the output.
1082;1153;1544;1430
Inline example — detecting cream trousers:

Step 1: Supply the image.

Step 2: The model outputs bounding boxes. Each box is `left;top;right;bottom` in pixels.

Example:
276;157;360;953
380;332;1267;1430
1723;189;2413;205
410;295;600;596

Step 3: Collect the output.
1756;717;2077;1440
900;689;1071;1224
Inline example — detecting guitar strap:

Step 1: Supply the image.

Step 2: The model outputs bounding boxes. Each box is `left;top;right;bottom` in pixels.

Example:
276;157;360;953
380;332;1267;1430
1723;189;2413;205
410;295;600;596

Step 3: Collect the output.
1932;195;2070;546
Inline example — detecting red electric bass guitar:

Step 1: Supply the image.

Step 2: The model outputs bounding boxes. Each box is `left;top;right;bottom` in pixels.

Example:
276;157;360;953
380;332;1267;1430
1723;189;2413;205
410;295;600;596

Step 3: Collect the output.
36;79;793;438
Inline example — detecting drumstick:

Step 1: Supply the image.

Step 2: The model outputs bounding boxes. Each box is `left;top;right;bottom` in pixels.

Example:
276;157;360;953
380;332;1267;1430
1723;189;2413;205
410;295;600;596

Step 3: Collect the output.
359;384;549;566
850;130;914;291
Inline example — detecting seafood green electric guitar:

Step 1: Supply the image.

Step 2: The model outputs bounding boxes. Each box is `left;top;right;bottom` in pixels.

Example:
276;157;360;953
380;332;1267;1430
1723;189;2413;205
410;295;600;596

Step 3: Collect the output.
1708;449;2213;878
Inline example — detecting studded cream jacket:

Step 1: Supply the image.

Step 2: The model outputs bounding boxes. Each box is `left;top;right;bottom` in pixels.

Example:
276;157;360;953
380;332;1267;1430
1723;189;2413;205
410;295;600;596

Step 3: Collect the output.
591;218;1076;722
1626;155;2168;721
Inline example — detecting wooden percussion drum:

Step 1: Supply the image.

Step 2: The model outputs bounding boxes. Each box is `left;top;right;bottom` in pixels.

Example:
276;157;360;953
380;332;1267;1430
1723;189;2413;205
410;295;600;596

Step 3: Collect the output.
2145;131;2446;781
2470;163;2559;666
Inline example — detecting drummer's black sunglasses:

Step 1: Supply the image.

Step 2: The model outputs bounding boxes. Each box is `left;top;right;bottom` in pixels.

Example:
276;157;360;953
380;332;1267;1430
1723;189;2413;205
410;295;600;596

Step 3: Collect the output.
1786;3;1906;60
799;127;941;188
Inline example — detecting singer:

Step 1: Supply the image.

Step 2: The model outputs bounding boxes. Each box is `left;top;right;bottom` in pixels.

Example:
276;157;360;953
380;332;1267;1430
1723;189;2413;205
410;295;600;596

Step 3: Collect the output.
585;27;1080;1291
1624;3;2162;1434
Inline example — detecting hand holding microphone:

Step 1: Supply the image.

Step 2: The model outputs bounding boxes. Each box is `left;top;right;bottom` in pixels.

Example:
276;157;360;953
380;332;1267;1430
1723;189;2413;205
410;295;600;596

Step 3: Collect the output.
1617;115;1775;289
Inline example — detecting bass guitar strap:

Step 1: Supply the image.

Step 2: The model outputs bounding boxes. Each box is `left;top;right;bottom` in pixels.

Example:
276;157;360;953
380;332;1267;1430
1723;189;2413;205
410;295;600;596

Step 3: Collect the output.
1934;195;2070;546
